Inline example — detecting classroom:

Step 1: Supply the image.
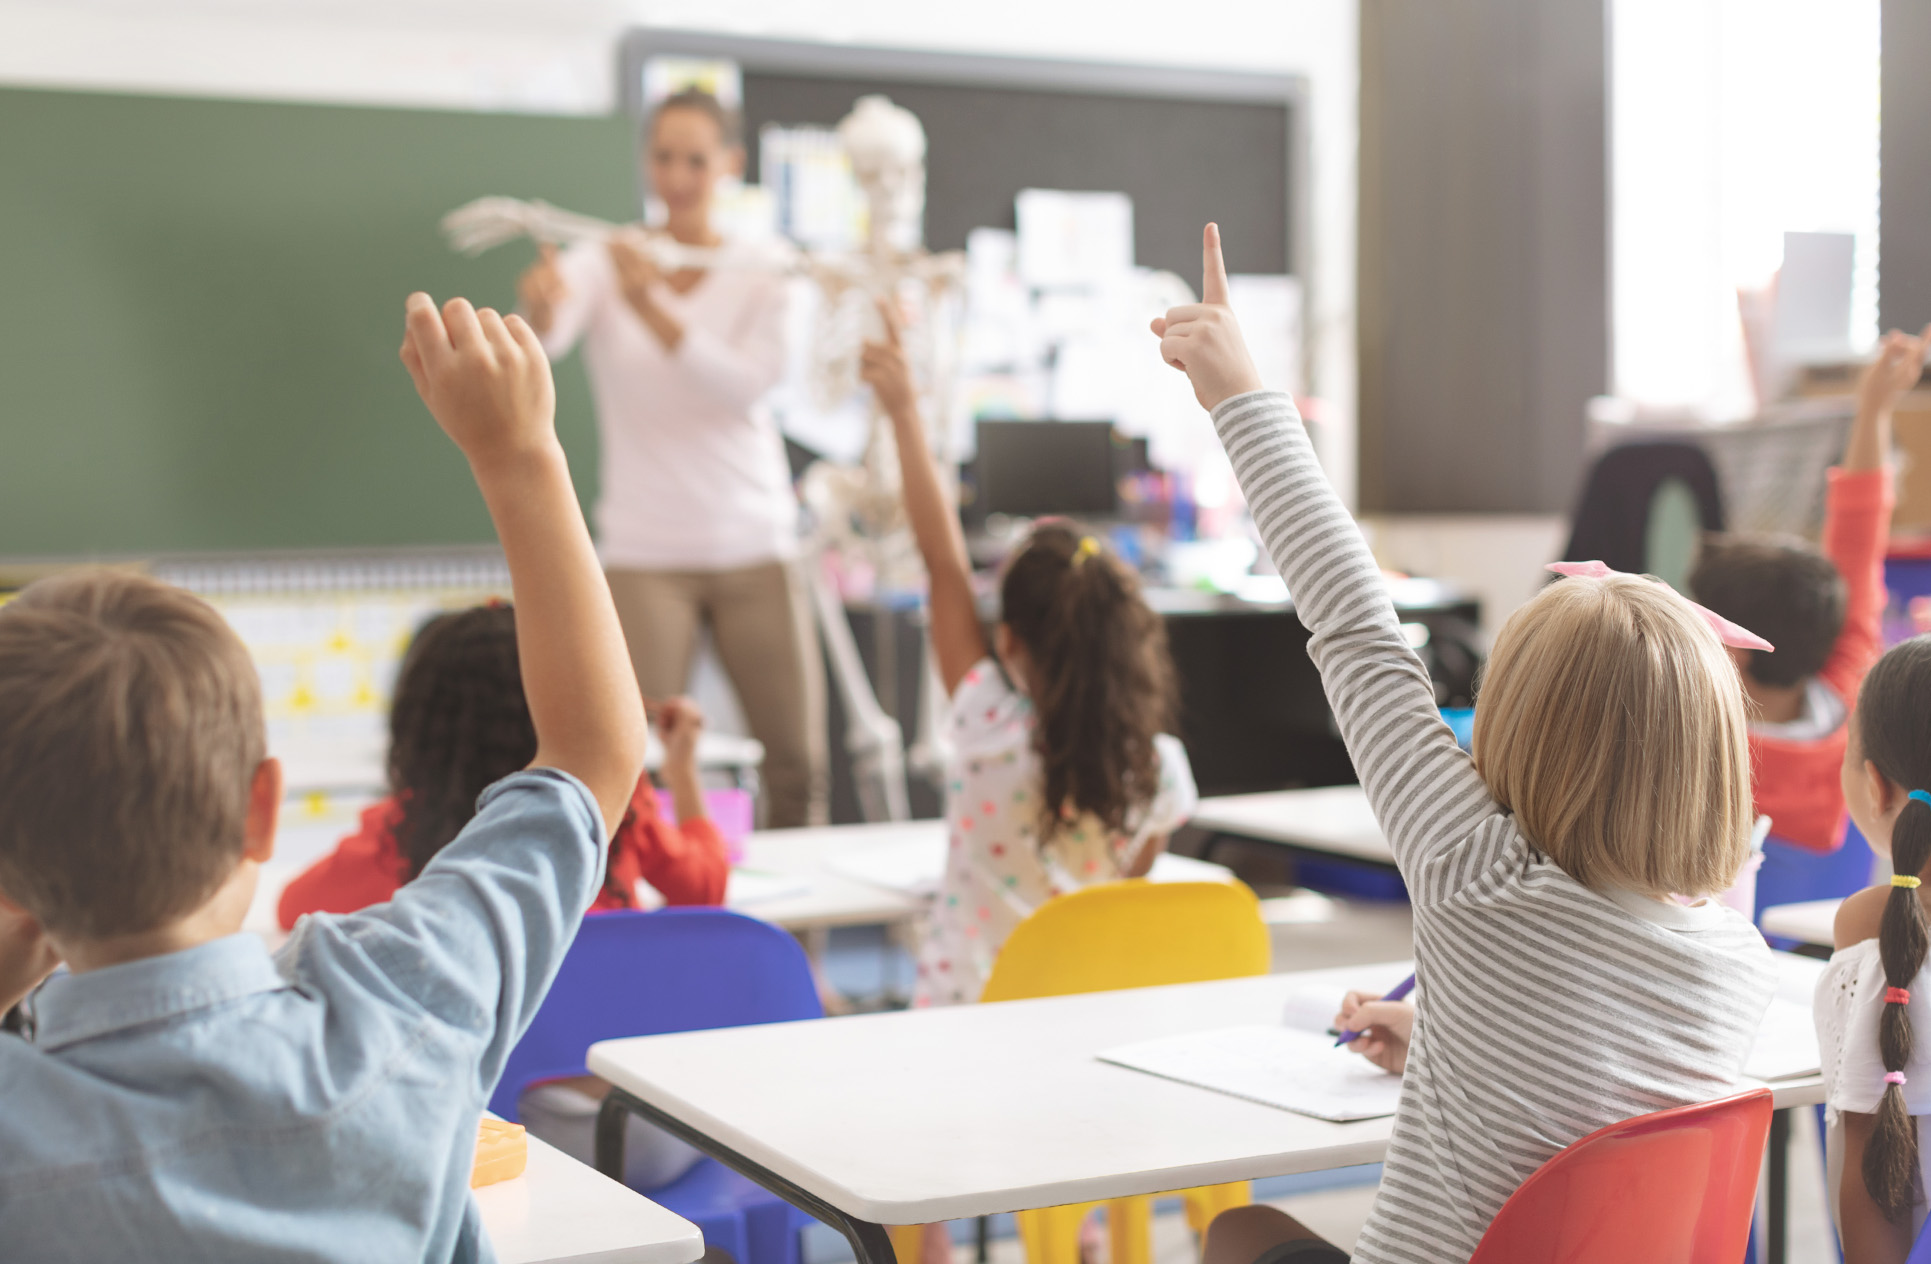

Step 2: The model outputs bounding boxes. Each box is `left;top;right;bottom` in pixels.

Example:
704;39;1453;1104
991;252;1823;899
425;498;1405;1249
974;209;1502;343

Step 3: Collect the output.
0;2;1924;1262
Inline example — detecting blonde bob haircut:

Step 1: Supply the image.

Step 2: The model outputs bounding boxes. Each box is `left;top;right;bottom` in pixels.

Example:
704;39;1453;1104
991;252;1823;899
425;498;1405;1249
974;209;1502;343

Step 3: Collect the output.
1471;572;1752;898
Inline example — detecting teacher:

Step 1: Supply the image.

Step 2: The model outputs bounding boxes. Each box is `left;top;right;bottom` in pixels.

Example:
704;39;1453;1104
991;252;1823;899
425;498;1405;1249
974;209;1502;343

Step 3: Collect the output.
517;89;825;828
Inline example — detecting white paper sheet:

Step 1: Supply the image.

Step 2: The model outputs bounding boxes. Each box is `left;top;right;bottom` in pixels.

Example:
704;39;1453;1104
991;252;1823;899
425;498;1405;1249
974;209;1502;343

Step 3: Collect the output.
1099;1025;1404;1122
725;869;813;908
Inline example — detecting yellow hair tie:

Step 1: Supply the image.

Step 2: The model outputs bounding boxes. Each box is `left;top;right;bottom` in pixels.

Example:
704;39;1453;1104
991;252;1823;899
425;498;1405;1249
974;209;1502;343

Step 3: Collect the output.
1072;537;1101;567
1894;875;1922;889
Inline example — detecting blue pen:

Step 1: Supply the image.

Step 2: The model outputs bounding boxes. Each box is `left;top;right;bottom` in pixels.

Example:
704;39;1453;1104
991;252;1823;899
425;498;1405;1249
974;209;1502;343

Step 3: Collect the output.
1333;973;1417;1047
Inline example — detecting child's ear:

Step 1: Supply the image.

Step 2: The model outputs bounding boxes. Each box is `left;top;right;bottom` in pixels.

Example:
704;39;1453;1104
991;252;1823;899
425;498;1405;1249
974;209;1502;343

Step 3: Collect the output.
244;757;283;864
1867;759;1902;819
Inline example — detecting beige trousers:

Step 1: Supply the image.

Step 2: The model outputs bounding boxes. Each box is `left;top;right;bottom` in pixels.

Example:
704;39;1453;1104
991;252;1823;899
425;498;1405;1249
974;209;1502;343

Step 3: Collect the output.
607;561;827;828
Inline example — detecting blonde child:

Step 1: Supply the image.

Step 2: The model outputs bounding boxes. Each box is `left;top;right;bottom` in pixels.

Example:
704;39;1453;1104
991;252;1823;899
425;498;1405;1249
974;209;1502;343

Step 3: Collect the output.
1815;636;1931;1261
858;302;1198;1010
0;293;647;1257
1161;226;1778;1264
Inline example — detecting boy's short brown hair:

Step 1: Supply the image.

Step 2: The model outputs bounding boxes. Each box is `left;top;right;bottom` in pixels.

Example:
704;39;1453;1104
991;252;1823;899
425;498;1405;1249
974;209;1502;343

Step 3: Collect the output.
1689;533;1845;687
0;570;264;940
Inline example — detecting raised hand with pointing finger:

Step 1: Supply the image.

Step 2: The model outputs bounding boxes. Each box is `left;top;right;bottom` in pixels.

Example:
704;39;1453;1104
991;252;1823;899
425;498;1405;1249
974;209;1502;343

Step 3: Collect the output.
1150;223;1264;411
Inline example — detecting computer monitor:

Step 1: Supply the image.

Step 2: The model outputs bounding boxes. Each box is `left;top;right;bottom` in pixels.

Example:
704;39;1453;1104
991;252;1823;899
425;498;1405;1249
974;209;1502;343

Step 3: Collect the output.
973;420;1120;518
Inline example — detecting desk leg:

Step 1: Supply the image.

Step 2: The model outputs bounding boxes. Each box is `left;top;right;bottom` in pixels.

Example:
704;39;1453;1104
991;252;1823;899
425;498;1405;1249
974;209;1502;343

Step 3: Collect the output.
1767;1106;1790;1264
597;1087;899;1264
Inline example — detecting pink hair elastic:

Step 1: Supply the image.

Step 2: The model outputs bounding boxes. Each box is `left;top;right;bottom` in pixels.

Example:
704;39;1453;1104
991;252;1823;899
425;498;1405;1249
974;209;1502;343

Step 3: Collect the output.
1886;1071;1908;1087
1888;987;1913;1005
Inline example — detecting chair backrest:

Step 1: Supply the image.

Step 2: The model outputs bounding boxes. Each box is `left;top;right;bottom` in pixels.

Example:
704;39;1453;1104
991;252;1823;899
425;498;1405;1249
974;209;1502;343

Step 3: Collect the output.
488;907;822;1119
1561;442;1725;582
1467;1088;1772;1264
979;880;1270;1003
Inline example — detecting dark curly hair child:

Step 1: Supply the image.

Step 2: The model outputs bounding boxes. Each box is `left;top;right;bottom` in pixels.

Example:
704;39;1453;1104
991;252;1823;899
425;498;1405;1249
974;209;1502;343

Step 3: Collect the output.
279;603;727;928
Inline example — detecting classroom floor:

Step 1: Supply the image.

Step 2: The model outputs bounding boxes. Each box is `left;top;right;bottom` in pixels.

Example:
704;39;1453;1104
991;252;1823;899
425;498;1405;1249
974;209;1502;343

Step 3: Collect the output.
812;885;1841;1264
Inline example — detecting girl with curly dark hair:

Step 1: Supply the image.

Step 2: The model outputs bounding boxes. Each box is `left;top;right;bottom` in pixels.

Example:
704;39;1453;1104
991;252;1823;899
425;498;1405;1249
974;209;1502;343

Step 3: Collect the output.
859;303;1197;1012
278;603;727;928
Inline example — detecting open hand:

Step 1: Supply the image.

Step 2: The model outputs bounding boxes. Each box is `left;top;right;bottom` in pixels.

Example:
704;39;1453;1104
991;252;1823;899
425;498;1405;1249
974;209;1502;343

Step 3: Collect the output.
1150;223;1263;411
516;244;569;337
1335;992;1414;1075
860;298;920;421
1858;323;1931;419
399;292;558;471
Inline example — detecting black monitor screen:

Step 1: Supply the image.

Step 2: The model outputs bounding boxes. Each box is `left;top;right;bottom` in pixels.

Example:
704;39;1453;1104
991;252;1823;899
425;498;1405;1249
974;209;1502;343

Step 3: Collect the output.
974;421;1118;518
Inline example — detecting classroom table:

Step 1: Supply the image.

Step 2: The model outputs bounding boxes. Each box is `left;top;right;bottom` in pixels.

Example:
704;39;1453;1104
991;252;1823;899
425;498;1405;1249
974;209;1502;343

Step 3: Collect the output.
1189;786;1395;870
481;1130;704;1264
587;956;1826;1264
1760;899;1841;952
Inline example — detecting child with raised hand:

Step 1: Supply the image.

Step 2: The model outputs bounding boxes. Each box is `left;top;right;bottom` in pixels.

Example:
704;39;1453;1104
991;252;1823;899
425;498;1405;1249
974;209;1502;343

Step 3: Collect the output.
1161;227;1778;1264
1815;636;1931;1261
859;301;1198;1011
278;604;726;928
0;293;646;1259
1690;323;1930;857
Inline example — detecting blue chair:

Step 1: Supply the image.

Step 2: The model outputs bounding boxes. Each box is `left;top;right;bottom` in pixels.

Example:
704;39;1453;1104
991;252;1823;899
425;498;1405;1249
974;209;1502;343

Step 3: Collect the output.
489;908;824;1264
1753;824;1876;935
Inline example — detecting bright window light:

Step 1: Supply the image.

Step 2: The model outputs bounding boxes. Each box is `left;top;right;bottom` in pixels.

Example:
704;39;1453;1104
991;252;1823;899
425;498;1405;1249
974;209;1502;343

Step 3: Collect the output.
1611;0;1879;419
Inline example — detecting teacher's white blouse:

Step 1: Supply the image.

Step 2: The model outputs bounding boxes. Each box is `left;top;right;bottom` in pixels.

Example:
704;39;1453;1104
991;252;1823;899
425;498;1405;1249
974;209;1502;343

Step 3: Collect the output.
539;240;796;572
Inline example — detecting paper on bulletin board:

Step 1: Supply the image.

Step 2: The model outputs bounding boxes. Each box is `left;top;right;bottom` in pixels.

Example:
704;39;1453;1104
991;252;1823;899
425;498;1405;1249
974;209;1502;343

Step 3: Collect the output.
1016;189;1134;289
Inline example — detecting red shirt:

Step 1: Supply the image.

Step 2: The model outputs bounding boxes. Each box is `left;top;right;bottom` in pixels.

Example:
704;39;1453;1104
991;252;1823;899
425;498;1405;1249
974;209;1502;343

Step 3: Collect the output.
1752;467;1894;853
277;775;729;930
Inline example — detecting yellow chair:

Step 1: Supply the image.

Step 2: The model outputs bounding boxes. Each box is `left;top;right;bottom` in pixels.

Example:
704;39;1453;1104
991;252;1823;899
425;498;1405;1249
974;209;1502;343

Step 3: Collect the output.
979;879;1271;1264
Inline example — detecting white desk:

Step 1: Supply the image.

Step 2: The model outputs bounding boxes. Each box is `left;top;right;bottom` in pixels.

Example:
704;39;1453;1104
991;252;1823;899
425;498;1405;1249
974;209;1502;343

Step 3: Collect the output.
1189;786;1394;869
728;822;933;933
588;958;1824;1264
729;820;1237;935
480;1129;703;1264
1761;899;1841;951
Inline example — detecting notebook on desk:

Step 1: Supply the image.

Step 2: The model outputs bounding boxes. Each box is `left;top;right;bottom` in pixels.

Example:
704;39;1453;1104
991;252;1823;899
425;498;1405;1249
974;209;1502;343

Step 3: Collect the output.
1098;1025;1404;1122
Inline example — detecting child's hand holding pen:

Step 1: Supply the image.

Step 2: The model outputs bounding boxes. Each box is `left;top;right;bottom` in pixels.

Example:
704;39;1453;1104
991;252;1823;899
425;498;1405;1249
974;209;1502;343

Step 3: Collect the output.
1334;992;1416;1076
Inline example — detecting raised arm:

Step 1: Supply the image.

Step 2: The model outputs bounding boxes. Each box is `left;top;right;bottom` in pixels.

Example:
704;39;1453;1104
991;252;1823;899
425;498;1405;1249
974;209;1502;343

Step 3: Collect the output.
1152;227;1496;876
860;299;987;694
1843;323;1931;472
401;293;647;834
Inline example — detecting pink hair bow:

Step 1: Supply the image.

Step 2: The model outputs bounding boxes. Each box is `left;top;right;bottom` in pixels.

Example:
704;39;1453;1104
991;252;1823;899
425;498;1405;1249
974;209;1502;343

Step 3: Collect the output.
1545;561;1774;652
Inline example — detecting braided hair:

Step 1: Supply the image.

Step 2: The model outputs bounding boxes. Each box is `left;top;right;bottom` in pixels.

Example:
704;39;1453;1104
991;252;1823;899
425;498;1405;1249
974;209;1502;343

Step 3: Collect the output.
998;522;1177;844
387;605;537;880
1855;635;1931;1220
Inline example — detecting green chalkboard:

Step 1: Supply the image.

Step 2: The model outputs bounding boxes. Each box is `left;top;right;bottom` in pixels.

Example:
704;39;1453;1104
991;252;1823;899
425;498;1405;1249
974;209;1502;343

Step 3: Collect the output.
0;87;639;555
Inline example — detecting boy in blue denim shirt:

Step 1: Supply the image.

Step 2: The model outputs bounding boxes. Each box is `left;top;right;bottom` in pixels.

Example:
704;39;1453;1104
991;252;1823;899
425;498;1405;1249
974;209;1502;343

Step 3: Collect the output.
0;293;649;1262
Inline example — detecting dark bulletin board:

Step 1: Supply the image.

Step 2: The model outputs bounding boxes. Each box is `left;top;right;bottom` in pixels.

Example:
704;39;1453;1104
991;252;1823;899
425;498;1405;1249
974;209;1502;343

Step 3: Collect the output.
623;32;1302;284
742;77;1289;281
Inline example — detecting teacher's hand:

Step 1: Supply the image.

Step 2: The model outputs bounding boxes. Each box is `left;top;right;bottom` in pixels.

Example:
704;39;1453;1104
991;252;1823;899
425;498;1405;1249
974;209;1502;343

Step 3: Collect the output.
608;230;685;351
608;230;664;312
516;244;568;338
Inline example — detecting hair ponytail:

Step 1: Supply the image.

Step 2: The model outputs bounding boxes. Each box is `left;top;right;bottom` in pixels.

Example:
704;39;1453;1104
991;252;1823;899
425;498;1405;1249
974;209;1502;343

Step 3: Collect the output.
999;524;1177;845
1853;637;1931;1221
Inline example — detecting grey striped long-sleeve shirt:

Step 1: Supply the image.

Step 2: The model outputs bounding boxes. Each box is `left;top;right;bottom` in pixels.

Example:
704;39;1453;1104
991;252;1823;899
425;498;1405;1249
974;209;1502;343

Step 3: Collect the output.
1212;391;1776;1264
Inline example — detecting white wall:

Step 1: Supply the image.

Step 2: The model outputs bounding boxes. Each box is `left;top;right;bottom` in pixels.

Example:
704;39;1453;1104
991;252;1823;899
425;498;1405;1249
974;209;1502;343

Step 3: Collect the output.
0;0;1359;499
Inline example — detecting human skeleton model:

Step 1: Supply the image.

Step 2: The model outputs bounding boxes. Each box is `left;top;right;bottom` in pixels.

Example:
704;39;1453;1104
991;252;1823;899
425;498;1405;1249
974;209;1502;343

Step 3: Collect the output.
443;96;964;822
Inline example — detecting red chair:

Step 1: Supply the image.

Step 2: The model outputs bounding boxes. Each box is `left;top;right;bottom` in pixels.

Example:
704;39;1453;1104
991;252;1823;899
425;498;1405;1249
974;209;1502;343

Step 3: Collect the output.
1468;1089;1772;1263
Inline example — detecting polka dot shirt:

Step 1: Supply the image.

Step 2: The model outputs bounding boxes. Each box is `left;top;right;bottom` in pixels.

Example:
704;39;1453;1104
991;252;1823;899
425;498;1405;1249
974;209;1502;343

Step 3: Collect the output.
912;658;1198;1007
